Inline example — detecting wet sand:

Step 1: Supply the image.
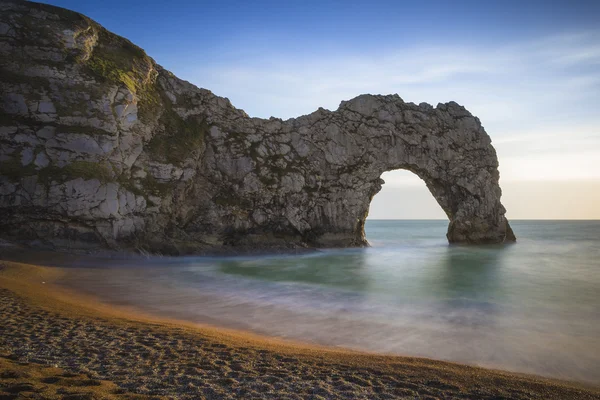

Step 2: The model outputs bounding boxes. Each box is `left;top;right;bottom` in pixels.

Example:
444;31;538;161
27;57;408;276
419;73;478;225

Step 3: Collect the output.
1;260;598;399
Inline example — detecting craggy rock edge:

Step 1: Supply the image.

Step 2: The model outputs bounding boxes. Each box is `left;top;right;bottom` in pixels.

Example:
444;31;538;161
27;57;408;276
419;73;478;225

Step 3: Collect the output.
0;0;515;254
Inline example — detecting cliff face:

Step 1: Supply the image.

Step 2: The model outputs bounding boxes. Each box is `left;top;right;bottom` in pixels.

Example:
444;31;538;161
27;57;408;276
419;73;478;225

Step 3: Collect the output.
0;0;515;254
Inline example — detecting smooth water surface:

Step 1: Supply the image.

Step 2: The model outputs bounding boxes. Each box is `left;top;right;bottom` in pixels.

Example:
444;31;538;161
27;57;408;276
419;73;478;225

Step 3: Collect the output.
58;220;600;383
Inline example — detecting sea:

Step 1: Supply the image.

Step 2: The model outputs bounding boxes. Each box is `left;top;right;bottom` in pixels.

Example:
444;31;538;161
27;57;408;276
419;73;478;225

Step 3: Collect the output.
55;220;600;383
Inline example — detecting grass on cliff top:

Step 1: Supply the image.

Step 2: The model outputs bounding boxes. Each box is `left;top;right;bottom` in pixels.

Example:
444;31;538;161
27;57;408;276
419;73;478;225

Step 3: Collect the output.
81;24;160;124
81;22;208;165
12;0;152;101
8;3;208;173
84;27;153;93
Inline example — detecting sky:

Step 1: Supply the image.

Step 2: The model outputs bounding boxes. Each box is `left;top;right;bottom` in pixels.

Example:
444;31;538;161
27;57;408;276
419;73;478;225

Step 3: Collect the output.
39;0;600;219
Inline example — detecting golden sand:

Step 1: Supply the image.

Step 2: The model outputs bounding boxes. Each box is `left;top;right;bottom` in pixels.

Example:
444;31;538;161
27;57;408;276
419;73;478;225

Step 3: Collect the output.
1;260;598;399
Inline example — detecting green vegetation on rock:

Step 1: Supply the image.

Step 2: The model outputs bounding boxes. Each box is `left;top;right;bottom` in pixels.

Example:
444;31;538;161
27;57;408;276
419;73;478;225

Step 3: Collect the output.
0;68;51;89
140;174;173;197
84;28;152;90
80;22;209;164
213;191;253;209
0;158;113;185
0;158;36;182
82;25;159;121
57;161;113;182
146;113;210;165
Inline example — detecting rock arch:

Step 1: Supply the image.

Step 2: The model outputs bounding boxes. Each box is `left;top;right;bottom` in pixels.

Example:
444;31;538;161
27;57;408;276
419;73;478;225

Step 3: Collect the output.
0;1;515;252
232;94;516;248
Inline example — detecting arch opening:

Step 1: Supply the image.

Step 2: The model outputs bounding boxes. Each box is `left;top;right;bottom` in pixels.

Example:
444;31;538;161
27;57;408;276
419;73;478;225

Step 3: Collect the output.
367;170;447;221
355;159;516;245
364;170;448;245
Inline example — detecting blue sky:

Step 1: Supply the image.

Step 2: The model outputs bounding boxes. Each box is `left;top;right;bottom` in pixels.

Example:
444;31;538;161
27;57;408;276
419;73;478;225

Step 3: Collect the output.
40;0;600;218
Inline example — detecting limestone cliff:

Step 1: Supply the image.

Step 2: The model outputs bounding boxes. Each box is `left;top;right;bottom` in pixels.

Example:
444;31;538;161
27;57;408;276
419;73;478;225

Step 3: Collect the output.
0;0;515;254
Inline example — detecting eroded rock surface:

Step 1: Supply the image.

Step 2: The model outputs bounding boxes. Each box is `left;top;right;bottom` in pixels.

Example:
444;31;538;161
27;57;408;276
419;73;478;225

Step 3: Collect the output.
0;0;515;253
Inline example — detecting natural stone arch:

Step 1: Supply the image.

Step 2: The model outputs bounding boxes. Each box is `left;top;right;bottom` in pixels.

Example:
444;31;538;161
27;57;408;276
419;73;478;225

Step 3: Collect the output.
320;95;516;245
301;95;514;246
195;94;515;248
0;1;515;252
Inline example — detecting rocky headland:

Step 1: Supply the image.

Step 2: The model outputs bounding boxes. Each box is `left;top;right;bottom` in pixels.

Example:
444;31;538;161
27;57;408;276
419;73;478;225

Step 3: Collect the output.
0;0;515;254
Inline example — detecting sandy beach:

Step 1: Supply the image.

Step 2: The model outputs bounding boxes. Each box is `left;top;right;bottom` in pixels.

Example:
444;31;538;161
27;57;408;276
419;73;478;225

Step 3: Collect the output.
1;260;598;399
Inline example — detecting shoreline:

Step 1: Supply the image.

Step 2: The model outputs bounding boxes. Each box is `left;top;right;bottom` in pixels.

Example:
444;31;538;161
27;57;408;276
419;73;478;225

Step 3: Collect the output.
1;260;599;399
0;239;350;262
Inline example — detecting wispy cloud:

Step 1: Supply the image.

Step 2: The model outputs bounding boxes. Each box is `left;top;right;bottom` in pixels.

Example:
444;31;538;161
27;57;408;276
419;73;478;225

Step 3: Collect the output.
528;31;600;67
184;31;599;119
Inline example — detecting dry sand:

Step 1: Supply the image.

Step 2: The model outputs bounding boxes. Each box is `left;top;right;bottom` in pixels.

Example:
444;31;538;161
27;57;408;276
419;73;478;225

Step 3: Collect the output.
0;260;598;399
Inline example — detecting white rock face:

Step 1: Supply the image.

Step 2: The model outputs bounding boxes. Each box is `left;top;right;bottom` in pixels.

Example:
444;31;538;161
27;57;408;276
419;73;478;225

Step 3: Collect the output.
0;0;514;253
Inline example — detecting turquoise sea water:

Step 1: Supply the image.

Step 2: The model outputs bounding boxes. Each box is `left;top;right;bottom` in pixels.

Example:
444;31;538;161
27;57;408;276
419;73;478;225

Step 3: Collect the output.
58;220;600;383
